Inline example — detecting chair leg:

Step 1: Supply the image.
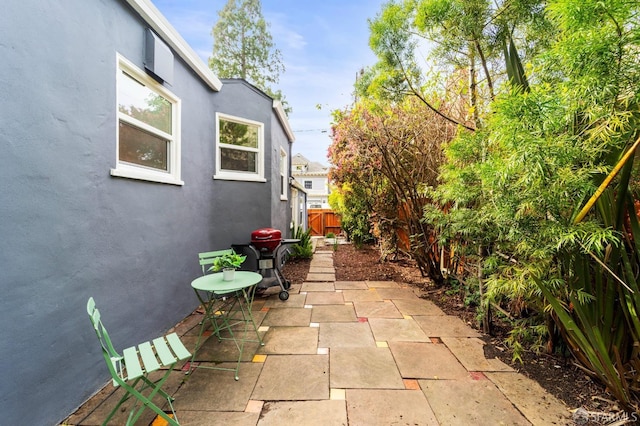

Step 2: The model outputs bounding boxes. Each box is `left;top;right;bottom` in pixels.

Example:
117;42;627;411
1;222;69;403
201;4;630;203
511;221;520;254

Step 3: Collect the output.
102;377;142;425
104;368;180;426
127;367;178;426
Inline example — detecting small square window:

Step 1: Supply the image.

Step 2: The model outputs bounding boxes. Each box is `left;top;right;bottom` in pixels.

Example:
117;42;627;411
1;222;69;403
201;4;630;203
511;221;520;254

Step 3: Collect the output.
214;113;265;182
304;180;312;189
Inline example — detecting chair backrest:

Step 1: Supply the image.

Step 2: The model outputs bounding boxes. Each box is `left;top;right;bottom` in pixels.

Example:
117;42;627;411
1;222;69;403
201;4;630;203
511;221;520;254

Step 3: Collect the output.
198;249;234;275
87;297;125;387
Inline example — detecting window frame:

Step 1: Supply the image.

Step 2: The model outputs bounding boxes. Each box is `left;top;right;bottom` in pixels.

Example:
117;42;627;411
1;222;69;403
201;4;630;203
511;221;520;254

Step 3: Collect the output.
280;147;288;200
304;180;312;189
214;112;265;182
111;54;183;186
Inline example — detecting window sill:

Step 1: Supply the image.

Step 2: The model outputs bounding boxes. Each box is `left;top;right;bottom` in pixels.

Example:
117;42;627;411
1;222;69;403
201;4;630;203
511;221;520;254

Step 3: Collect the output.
280;195;288;201
111;167;184;186
213;172;266;183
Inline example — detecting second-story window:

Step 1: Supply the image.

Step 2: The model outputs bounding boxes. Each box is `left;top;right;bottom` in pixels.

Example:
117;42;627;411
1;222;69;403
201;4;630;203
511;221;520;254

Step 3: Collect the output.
304;180;312;189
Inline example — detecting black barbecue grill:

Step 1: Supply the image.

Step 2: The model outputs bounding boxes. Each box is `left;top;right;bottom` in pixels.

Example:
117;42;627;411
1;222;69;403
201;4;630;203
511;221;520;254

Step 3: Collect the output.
232;228;300;301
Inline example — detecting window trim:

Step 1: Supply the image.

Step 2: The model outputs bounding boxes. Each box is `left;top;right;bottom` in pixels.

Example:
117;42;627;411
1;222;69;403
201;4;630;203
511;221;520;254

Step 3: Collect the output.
280;147;288;200
111;54;183;185
214;112;266;182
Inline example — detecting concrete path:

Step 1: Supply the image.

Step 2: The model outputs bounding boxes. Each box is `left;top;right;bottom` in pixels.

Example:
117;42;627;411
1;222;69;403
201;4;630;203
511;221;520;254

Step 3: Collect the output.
65;249;573;425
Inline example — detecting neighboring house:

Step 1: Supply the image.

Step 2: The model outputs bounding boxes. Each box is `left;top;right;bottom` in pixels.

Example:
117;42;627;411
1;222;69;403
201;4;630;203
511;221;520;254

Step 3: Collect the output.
291;153;331;209
290;178;308;232
0;1;294;424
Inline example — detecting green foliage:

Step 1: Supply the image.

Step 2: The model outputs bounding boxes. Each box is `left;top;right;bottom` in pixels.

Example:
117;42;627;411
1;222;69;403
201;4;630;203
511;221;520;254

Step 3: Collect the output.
325;232;336;239
428;0;640;408
328;183;374;249
290;226;313;259
353;0;640;408
209;0;289;113
210;251;246;271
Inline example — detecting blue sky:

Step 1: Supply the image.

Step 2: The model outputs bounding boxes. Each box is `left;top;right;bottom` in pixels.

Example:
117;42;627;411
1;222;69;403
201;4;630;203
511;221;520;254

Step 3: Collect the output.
152;0;387;164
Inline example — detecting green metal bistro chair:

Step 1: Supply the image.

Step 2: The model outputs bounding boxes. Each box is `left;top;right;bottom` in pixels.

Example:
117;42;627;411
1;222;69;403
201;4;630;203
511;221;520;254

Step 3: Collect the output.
86;297;190;426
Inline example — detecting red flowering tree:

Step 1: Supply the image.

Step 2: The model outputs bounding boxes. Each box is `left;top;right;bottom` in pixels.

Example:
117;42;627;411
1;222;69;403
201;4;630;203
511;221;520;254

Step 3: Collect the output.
329;97;455;281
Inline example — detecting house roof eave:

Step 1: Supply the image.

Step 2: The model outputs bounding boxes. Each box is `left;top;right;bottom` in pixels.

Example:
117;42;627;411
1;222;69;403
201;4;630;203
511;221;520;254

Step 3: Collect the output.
273;100;295;143
125;0;223;92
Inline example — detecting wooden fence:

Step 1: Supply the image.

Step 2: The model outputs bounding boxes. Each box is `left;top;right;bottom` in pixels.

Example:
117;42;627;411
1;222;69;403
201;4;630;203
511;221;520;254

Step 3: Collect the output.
308;209;341;236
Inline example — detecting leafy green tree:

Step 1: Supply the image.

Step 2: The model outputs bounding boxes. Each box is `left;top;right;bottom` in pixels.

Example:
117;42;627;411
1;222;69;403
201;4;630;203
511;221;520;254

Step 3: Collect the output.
210;0;288;110
328;183;376;249
361;0;550;129
431;0;640;407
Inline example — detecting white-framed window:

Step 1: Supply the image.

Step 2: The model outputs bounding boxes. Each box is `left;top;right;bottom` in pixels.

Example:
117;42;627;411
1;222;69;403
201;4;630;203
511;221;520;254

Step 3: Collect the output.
214;112;265;182
304;180;312;189
111;54;183;185
280;147;288;200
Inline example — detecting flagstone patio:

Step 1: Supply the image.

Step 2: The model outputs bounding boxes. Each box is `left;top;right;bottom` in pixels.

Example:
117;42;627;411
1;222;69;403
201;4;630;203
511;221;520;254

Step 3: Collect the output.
63;249;573;425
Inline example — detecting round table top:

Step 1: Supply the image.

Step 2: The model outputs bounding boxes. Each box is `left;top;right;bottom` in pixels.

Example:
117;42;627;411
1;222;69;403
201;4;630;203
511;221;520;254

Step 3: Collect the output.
191;271;263;294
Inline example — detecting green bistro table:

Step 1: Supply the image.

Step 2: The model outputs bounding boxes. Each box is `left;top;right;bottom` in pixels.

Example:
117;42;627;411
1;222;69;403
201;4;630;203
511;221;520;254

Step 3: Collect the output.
190;271;264;380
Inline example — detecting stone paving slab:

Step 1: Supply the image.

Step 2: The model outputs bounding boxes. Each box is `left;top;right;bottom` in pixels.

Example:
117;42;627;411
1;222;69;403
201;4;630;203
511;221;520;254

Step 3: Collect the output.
305;291;345;305
312;252;334;258
392;298;446;316
441;337;514;372
174;363;263;411
375;287;422;300
311;253;334;260
365;280;400;288
346;389;439;425
368;318;430;342
301;282;336;292
179;411;259;426
308;266;336;274
485;372;572;425
169;313;202;336
420;378;532;425
334;280;368;290
389;341;470;380
341;288;383;302
414;315;482;338
262;293;306;308
310;304;358;322
319;322;376;348
258;400;347;425
262;307;311;326
252;355;329;400
305;273;336;282
193;332;263;362
182;313;206;336
310;262;333;268
353;300;404;318
330;347;404;389
258;326;319;354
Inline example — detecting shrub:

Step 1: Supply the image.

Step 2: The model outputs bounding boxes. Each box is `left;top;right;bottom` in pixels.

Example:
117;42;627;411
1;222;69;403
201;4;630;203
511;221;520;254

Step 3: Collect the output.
290;226;313;259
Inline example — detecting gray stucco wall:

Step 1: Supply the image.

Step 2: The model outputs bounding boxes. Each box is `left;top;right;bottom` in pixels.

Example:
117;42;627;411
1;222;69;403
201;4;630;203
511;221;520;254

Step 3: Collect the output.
0;2;291;424
270;113;294;234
